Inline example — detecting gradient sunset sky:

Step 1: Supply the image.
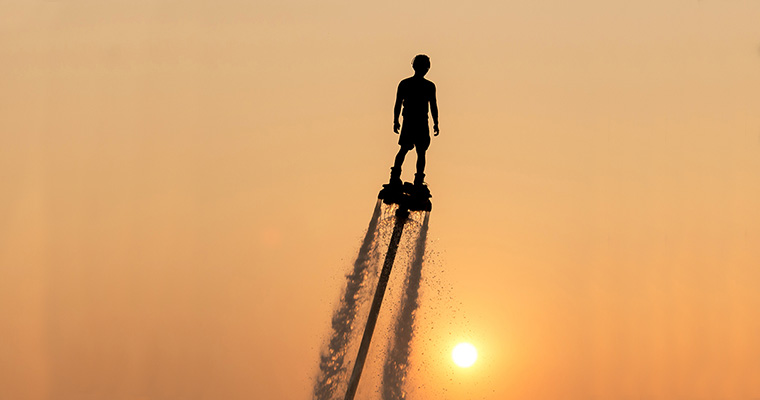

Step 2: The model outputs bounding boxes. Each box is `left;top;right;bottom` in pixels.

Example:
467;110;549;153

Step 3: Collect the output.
2;1;760;399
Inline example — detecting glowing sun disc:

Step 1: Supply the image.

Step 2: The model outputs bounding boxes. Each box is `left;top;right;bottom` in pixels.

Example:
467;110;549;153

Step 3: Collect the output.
452;342;478;368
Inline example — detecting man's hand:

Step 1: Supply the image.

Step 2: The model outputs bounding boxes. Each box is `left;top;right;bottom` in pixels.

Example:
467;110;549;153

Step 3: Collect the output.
433;123;440;136
394;121;401;134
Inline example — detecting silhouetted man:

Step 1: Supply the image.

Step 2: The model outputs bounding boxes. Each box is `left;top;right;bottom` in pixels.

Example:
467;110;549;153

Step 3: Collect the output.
389;54;439;186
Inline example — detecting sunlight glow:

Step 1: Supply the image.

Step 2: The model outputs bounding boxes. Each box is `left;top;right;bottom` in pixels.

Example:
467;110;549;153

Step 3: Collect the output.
452;342;478;368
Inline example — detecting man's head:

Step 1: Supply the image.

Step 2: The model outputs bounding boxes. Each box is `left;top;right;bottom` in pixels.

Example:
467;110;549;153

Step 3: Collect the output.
412;54;430;75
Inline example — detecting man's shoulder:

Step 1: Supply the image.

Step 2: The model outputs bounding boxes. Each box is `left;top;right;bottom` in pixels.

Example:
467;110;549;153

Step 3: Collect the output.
398;77;436;94
421;79;436;94
399;77;415;85
400;77;436;86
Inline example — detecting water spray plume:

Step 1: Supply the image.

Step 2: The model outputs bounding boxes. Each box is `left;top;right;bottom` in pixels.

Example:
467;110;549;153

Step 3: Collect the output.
313;200;382;400
314;181;434;400
382;212;429;400
344;207;410;400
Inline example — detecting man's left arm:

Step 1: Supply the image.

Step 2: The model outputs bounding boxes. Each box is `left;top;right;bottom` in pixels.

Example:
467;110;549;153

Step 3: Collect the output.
430;84;439;136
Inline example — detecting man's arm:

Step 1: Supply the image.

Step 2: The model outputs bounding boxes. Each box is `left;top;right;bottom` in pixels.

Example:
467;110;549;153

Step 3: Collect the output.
430;83;439;136
393;83;403;133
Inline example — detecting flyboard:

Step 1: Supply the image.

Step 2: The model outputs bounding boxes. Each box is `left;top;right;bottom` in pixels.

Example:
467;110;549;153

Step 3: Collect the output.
343;181;431;400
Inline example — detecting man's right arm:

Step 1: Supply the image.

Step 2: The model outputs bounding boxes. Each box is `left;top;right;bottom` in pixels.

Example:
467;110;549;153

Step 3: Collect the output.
393;82;403;133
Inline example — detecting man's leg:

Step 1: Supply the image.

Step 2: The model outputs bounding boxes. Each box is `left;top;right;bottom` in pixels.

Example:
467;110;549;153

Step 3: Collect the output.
390;147;409;185
414;147;426;185
394;147;409;170
415;147;426;175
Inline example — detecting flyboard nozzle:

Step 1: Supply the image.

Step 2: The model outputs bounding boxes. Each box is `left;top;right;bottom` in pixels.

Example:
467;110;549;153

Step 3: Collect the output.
396;207;410;220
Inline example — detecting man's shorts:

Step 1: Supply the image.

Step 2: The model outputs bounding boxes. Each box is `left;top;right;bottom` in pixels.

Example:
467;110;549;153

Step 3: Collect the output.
398;119;431;151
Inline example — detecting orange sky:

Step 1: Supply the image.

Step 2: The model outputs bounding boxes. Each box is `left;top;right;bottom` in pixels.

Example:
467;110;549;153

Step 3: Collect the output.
2;1;760;399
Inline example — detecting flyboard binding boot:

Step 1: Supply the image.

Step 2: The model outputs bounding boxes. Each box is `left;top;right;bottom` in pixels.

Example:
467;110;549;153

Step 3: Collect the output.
389;167;402;186
414;172;425;187
378;170;431;212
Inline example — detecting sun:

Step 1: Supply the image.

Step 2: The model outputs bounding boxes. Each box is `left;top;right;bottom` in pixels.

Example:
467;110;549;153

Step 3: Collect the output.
451;342;478;368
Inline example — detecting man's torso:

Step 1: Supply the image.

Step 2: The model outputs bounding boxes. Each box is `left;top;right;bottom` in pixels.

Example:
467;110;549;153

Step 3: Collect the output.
399;77;434;121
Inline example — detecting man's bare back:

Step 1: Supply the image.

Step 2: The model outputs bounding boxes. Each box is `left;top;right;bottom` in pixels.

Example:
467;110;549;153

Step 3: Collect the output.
396;76;437;122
